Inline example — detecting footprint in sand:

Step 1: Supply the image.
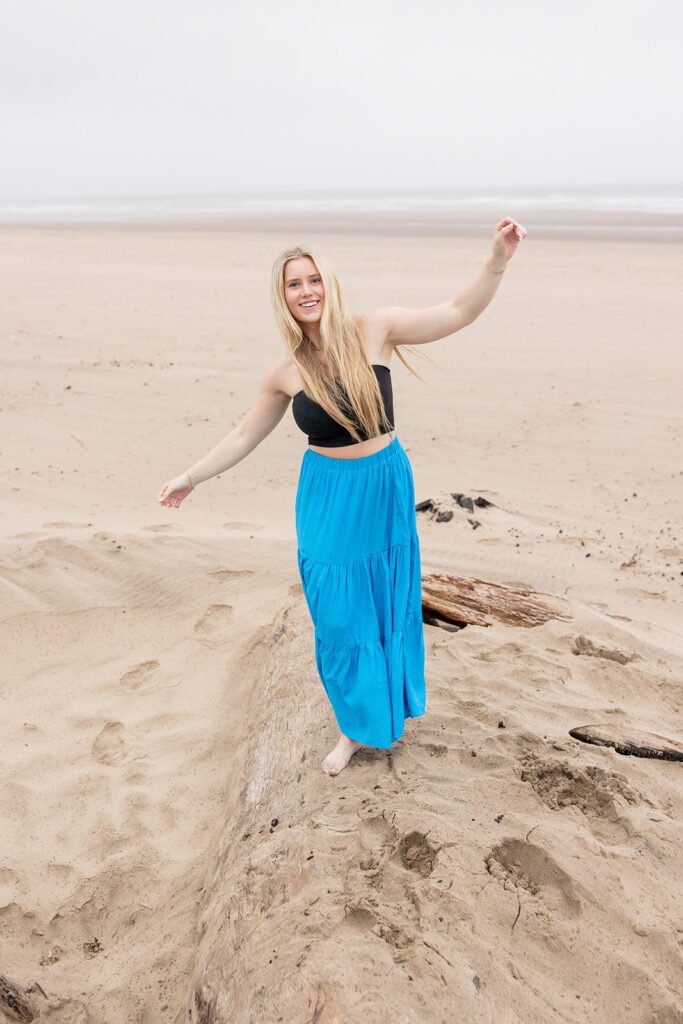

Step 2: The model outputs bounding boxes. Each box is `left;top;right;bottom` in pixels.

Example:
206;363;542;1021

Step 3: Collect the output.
46;863;77;885
141;524;184;532
221;522;263;531
424;742;448;757
193;604;233;641
473;641;525;664
120;660;160;691
572;635;639;665
619;586;666;601
373;920;416;949
395;830;439;877
519;754;649;843
351;814;396;878
485;838;582;917
340;905;377;933
0;866;19;904
341;905;415;951
208;568;255;581
42;521;91;529
92;722;128;765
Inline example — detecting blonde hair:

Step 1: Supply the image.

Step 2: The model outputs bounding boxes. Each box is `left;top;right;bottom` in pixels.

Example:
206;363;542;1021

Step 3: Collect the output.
270;244;431;443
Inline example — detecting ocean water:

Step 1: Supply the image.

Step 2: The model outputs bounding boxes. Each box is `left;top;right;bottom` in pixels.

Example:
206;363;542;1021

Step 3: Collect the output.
1;185;682;229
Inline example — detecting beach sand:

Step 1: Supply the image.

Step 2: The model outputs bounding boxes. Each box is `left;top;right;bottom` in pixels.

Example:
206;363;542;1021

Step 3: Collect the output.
1;216;681;1022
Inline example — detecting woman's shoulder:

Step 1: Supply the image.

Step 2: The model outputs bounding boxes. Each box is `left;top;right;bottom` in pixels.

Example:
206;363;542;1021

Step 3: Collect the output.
354;310;394;365
266;353;308;400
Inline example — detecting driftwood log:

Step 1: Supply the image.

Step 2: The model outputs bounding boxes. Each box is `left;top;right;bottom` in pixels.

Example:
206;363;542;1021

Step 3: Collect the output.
421;572;572;629
0;973;35;1023
569;724;683;762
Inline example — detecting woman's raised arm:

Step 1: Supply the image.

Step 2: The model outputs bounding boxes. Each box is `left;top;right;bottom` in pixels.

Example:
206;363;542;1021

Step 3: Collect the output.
157;360;291;508
366;217;526;348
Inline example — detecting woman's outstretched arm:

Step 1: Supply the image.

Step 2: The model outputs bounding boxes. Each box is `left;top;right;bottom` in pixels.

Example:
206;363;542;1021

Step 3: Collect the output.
366;217;526;348
157;360;290;507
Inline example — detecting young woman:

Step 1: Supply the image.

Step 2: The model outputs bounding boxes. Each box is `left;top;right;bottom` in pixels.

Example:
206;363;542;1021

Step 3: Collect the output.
157;217;527;776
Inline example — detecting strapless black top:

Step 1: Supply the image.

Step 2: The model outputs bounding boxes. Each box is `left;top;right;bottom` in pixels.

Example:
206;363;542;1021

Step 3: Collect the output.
292;363;395;447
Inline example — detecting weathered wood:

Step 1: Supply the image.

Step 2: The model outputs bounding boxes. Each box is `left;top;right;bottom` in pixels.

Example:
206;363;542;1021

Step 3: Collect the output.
0;973;35;1023
421;572;572;628
569;724;683;762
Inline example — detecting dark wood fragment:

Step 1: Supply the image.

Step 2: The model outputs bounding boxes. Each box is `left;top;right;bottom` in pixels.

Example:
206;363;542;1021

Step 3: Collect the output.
569;725;683;762
451;493;474;513
422;612;466;632
0;973;35;1022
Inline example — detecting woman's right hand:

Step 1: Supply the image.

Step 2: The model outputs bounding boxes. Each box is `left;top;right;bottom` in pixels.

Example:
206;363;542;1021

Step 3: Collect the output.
157;472;195;508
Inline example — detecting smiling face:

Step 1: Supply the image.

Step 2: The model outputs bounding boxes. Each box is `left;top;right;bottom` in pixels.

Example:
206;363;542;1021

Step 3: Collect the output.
283;256;325;327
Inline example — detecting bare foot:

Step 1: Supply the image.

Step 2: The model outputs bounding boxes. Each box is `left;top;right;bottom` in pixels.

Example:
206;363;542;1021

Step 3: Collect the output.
322;734;363;775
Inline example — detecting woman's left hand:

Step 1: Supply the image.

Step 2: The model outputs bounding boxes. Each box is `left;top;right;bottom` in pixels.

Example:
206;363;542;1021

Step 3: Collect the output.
492;217;527;263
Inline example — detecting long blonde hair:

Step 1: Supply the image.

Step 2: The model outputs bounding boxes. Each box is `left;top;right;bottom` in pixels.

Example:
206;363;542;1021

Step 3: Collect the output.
270;244;432;443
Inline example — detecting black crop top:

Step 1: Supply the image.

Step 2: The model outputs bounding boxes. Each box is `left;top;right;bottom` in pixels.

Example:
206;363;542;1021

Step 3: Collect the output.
292;364;395;447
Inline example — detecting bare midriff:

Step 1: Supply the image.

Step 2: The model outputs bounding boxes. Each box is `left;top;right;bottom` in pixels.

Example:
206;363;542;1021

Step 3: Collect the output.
308;428;396;460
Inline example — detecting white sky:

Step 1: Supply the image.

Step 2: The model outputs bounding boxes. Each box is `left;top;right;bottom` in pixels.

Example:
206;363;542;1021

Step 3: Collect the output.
1;0;681;198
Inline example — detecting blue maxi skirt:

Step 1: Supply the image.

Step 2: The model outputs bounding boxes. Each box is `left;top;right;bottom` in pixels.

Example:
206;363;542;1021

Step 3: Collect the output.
295;435;426;749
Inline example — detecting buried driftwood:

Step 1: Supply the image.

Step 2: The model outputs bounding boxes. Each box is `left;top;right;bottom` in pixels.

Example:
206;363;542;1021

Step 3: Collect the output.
569;724;683;762
421;572;572;629
0;972;39;1023
187;600;683;1022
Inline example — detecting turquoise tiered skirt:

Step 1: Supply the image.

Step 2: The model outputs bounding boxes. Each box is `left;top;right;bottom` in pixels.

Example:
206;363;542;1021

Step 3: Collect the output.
295;435;426;748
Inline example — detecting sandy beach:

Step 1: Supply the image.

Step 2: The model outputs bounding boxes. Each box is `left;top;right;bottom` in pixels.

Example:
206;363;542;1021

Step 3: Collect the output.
1;215;681;1023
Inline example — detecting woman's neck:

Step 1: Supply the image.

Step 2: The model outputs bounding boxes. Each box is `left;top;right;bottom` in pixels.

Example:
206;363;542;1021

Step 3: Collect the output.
303;328;323;350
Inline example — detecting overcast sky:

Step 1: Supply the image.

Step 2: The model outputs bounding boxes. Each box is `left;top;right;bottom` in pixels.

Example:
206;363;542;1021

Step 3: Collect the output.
1;0;681;198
